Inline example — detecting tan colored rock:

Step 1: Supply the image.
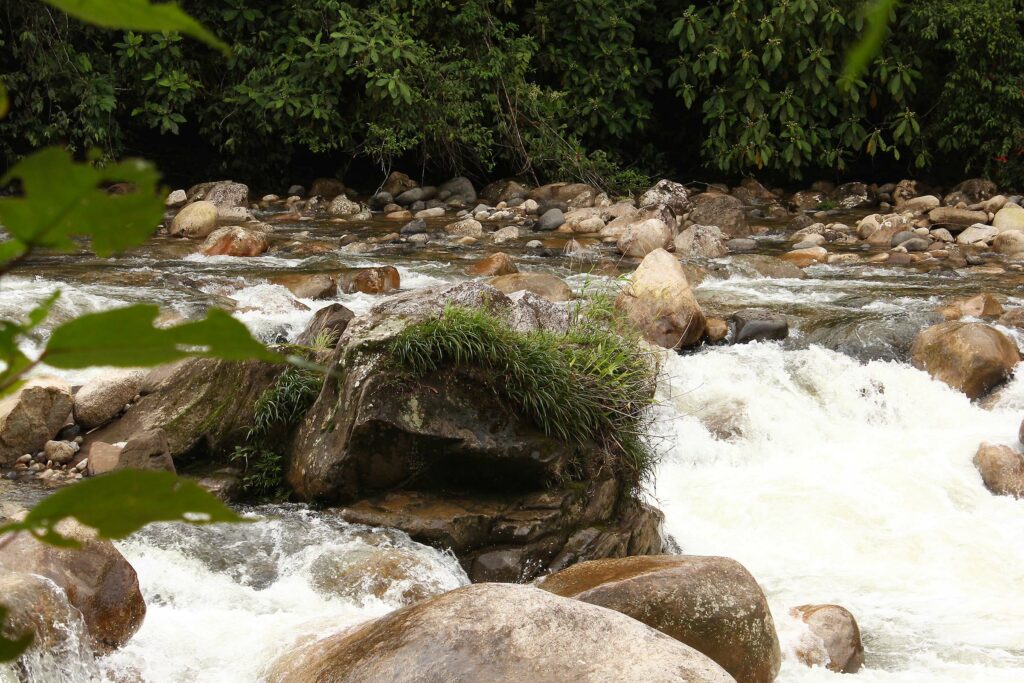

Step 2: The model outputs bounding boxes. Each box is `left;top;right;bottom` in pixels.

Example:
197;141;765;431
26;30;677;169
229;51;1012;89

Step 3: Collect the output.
689;194;749;237
87;428;175;475
537;555;781;683
169;200;219;238
443;217;483;237
937;294;1004;321
271;273;338;299
616;248;705;349
310;546;455;607
327;195;361;217
994;230;1024;257
488;273;572;302
0;517;146;652
929;207;988;227
527;182;601;208
201;225;270;257
897;195;940;213
266;583;733;683
956;223;1000;245
973;442;1024;498
381;171;417;197
792;604;864;673
781;246;828;268
910;321;1020;399
675;224;728;259
0;378;74;465
705;317;729;343
993;204;1024;233
73;369;146;429
617;218;672;258
467;252;518;277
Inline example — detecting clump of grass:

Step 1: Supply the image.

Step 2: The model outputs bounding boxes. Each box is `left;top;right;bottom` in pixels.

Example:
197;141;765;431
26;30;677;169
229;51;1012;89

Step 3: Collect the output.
230;354;324;500
815;199;838;211
388;302;659;496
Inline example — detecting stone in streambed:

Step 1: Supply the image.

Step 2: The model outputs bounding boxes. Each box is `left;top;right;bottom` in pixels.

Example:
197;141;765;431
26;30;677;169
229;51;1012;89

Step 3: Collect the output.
296;304;354;348
86;428;175;475
201;225;270;257
0;515;146;652
910;321;1020;399
73;369;146;429
791;604;864;673
937;294;1004;321
488;273;571;302
169;200;219;238
467;252;518;277
337;266;401;295
0;378;73;466
617;218;672;258
615;248;705;349
271;273;338;300
536;555;781;683
731;309;789;344
973;442;1024;498
266;583;732;683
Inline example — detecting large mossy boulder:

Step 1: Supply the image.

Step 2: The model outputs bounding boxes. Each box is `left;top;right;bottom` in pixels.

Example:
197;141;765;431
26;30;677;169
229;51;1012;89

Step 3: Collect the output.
289;282;664;579
910;321;1020;399
536;555;782;683
265;583;733;683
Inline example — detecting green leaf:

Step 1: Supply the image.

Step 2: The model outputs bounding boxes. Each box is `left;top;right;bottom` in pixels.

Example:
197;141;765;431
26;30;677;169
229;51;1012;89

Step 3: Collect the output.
42;0;229;54
843;0;898;82
0;470;250;547
0;82;8;120
0;147;164;258
42;305;281;369
0;607;32;663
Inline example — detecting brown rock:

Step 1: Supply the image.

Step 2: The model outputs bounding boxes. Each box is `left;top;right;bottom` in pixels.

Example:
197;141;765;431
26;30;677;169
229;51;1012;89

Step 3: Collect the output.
617;218;673;258
381;171;418;197
0;518;146;652
86;428;175;475
295;303;355;348
467;252;518;277
271;273;338;300
0;378;74;466
201;225;270;257
616;248;705;349
928;207;989;227
308;177;346;199
689;194;749;237
0;572;91;660
537;555;781;683
910;321;1020;399
338;266;401;295
265;583;733;683
488;273;572;302
937;294;1004;321
792;604;864;673
780;246;828;268
705;317;729;343
973;442;1024;498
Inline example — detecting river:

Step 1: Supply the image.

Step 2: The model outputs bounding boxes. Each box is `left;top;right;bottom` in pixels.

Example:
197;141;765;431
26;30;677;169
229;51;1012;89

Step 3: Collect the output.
2;207;1022;681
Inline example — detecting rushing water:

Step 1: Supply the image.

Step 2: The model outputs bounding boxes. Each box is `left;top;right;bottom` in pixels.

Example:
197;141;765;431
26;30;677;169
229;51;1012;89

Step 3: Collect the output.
2;210;1023;681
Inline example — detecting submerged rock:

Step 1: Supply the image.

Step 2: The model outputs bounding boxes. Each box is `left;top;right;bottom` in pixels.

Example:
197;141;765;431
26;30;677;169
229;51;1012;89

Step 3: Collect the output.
910;321;1020;399
791;604;865;673
731;309;789;344
265;583;732;683
537;555;781;683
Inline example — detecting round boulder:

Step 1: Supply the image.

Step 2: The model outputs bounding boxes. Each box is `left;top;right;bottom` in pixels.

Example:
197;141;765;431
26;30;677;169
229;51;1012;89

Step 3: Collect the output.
973;442;1024;498
910;321;1020;399
536;555;781;683
617;218;672;258
0;378;74;466
615;248;706;349
689;194;749;237
201;225;270;257
73;369;146;429
791;604;864;673
0;518;146;652
265;583;733;683
169;200;218;238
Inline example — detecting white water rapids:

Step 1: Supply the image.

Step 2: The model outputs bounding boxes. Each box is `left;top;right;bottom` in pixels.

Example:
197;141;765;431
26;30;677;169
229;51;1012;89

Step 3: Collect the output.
2;248;1023;681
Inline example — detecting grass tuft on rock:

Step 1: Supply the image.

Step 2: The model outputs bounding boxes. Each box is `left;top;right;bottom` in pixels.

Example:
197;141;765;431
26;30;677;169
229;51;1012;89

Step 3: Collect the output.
389;302;659;495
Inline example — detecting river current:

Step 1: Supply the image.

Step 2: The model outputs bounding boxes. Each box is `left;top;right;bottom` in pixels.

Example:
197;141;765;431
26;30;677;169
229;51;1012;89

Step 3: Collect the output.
1;211;1022;682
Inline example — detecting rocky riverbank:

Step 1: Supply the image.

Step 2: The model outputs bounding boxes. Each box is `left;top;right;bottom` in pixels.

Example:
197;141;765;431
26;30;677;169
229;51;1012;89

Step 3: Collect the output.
2;170;1024;681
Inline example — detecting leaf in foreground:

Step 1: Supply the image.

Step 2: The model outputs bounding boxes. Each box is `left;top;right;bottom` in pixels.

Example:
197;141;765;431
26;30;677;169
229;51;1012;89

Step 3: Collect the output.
843;0;898;81
0;470;250;547
42;0;229;54
43;305;280;368
0;147;164;258
0;607;32;664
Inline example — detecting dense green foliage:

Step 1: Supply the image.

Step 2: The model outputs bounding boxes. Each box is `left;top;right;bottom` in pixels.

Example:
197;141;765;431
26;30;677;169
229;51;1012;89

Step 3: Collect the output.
390;303;659;495
2;0;1023;188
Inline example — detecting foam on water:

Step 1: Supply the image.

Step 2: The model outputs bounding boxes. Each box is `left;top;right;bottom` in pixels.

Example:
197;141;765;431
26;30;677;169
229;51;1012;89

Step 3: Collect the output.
98;506;468;683
652;342;1024;682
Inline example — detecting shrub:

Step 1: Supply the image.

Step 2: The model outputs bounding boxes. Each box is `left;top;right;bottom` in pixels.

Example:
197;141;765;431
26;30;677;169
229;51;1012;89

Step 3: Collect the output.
388;303;659;496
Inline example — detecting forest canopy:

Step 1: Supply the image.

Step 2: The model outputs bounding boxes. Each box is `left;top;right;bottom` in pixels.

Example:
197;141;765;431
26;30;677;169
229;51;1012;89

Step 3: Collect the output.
2;0;1022;190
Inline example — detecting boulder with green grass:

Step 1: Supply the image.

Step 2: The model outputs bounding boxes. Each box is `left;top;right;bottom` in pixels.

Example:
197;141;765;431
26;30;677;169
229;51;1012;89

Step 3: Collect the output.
289;282;665;580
